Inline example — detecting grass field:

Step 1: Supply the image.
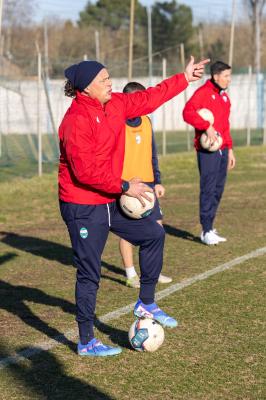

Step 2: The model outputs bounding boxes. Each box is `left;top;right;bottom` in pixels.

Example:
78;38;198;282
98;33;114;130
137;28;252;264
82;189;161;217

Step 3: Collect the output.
0;129;264;182
0;146;265;399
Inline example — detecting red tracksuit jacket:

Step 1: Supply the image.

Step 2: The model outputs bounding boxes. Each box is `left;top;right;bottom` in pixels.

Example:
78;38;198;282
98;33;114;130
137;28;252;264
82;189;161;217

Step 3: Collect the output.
58;73;188;205
182;79;233;151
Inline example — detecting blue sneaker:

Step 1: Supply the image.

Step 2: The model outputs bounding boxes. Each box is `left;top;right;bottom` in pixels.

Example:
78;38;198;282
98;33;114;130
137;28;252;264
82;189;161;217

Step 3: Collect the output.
134;299;178;328
78;338;122;357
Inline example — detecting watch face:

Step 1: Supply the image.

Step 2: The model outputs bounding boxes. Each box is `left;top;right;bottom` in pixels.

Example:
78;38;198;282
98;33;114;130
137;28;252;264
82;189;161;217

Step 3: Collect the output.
122;181;129;192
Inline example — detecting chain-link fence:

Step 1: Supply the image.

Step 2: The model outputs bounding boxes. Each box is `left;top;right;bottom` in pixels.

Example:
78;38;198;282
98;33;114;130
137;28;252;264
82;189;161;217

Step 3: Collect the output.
0;69;265;181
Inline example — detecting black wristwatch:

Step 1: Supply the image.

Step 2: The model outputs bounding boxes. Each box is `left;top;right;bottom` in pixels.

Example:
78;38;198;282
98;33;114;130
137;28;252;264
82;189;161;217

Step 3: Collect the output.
121;180;130;193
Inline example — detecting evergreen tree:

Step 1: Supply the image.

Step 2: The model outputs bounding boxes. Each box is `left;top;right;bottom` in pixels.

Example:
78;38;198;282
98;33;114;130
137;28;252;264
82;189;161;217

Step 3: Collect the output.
79;0;146;31
152;1;194;55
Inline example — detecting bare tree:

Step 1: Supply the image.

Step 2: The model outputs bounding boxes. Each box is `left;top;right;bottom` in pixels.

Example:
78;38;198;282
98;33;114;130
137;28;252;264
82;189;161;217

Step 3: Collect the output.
2;0;35;59
244;0;266;72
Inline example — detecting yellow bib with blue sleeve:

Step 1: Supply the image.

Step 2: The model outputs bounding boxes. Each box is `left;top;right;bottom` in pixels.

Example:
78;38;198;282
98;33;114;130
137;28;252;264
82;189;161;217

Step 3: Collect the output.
122;116;154;182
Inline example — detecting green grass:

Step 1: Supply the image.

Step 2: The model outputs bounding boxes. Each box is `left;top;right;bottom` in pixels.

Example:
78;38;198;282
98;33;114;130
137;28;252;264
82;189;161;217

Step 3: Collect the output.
0;146;265;399
0;130;264;183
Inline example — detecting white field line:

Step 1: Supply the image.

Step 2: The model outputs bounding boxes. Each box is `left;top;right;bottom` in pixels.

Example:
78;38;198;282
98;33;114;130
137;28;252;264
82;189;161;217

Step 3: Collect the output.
1;246;266;369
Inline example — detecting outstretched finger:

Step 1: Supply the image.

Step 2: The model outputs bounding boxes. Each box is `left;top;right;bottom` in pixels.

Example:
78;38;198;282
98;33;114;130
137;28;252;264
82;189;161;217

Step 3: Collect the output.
197;58;210;67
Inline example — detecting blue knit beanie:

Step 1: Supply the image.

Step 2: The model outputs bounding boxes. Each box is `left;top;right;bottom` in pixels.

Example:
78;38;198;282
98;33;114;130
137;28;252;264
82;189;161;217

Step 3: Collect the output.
64;60;105;92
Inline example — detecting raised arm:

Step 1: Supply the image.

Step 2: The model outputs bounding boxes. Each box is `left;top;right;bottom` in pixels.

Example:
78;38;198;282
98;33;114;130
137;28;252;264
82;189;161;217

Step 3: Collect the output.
122;57;209;119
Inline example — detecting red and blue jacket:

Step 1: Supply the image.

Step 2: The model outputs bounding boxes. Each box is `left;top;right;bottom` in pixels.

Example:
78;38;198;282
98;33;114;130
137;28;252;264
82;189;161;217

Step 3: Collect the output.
58;73;188;205
182;79;233;151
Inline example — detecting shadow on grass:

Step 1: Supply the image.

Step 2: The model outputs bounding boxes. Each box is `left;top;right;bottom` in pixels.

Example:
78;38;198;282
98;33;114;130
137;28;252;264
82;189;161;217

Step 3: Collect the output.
95;316;132;350
0;230;73;265
101;260;124;277
0;343;115;400
163;224;201;244
0;277;76;352
0;231;125;281
0;267;128;356
0;252;18;265
0;235;128;353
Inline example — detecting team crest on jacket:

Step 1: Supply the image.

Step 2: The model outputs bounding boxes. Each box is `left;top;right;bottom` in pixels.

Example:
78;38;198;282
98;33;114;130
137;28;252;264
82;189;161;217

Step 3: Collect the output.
135;134;141;144
80;227;88;239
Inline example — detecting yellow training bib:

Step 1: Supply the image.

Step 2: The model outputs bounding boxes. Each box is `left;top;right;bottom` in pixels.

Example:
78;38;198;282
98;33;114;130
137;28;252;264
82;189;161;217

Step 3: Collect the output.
122;116;154;182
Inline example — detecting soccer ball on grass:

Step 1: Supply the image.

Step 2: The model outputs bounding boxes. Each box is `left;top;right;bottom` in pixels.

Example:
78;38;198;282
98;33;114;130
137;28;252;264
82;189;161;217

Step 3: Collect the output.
128;318;165;352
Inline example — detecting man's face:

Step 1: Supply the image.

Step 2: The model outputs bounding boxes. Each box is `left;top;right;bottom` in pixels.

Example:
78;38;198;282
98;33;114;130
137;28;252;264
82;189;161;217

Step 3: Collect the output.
213;69;231;90
85;68;112;104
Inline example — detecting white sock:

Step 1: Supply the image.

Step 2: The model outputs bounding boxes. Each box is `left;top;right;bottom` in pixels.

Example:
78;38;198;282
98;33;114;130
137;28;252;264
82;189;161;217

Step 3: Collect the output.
125;266;137;279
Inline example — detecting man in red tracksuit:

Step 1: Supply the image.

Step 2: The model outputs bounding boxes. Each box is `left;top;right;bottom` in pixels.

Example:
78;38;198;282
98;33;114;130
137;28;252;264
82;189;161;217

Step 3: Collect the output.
183;61;236;246
59;57;208;357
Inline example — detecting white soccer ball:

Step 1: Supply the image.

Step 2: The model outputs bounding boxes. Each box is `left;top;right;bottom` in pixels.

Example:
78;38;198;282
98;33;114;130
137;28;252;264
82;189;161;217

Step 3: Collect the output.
197;108;214;124
197;108;222;152
200;132;223;152
119;191;155;219
128;318;165;352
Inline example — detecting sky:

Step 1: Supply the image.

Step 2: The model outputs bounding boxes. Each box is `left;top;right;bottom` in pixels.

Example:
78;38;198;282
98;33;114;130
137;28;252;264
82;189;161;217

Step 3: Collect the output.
34;0;244;24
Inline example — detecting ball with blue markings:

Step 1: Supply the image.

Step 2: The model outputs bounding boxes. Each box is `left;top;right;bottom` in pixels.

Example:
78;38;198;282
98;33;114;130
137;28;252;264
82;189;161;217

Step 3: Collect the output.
128;318;165;352
120;191;155;219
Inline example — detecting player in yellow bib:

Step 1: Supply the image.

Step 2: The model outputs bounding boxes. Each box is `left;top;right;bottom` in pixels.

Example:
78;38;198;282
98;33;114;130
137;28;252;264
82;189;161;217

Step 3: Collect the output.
120;82;172;288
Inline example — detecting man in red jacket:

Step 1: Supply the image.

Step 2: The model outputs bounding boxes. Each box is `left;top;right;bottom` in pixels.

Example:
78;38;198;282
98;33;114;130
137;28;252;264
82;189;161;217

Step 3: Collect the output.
59;56;208;357
183;61;236;246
